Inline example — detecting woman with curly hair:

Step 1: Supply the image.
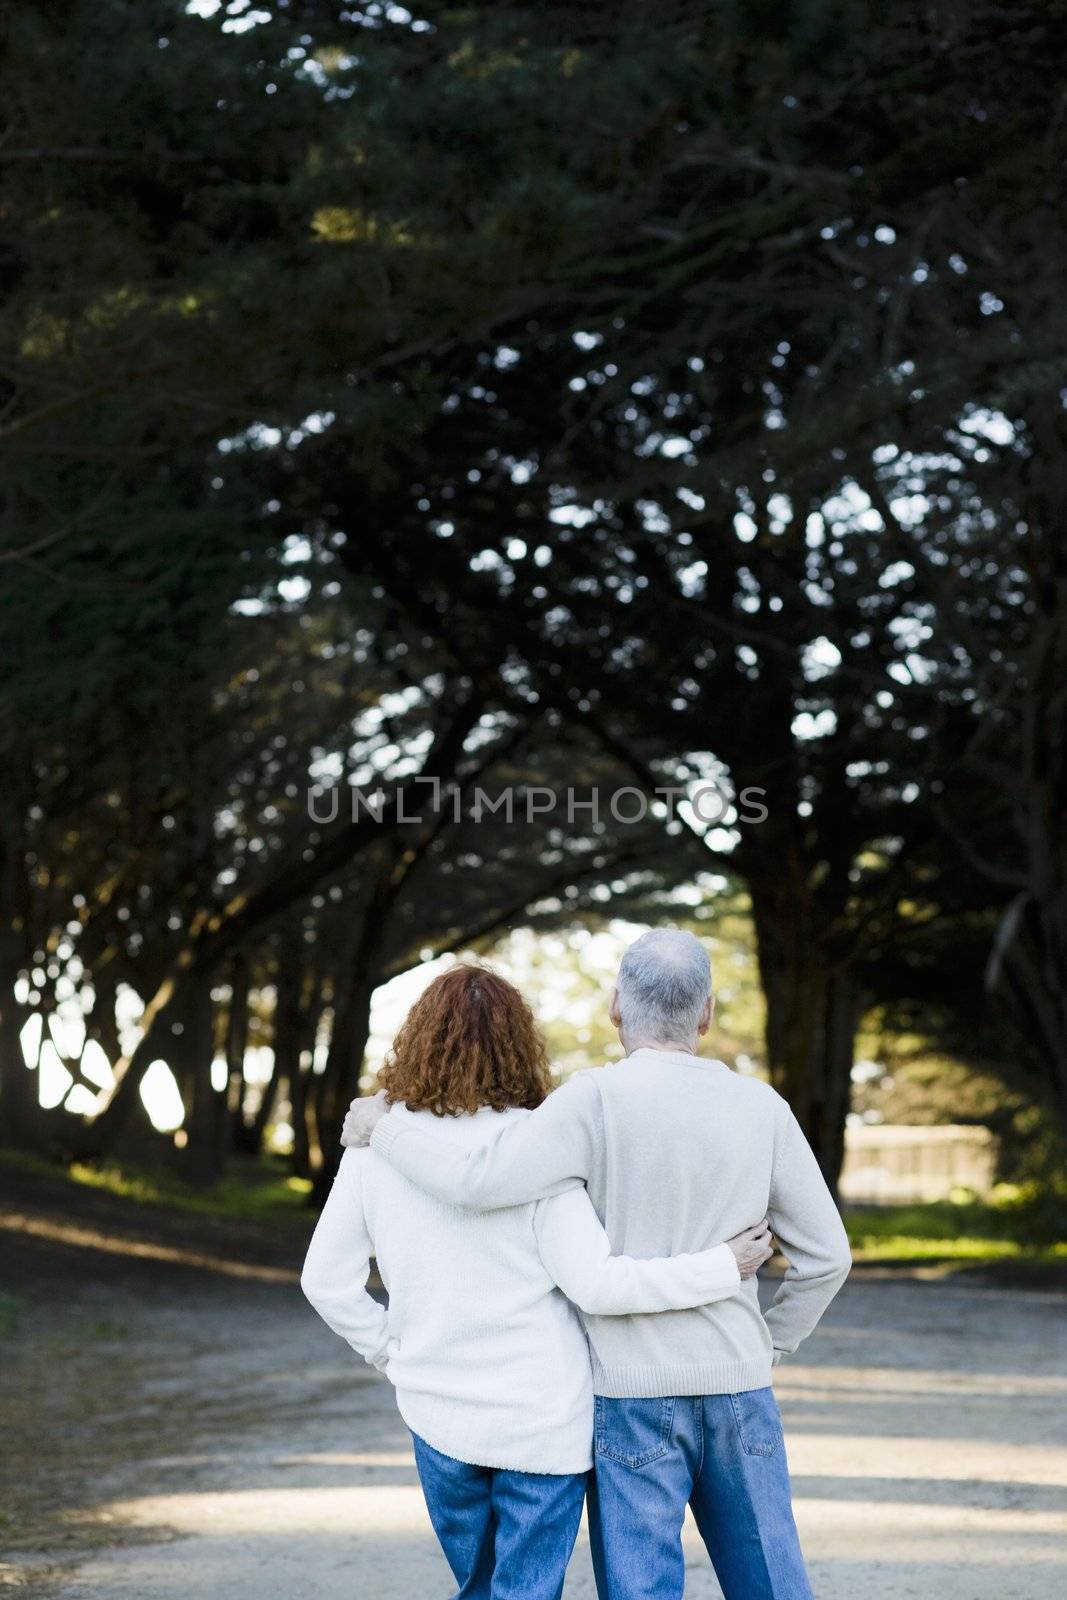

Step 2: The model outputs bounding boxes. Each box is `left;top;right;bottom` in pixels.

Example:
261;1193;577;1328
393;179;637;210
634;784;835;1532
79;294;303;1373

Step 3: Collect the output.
302;963;770;1600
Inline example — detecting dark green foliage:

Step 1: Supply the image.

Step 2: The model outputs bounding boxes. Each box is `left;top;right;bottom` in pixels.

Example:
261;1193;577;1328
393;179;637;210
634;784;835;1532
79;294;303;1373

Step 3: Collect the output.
1;2;1064;1181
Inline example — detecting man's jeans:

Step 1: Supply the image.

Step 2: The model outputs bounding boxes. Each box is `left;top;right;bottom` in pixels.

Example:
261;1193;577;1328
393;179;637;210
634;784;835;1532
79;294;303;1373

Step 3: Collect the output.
588;1389;813;1600
411;1431;585;1600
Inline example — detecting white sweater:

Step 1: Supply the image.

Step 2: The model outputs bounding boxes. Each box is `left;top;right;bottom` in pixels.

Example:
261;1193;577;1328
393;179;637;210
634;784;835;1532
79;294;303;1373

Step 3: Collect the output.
370;1052;852;1399
301;1103;743;1474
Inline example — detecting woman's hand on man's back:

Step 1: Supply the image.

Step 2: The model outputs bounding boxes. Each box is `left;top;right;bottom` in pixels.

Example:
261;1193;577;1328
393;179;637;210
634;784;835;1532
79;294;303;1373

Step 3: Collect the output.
727;1220;774;1279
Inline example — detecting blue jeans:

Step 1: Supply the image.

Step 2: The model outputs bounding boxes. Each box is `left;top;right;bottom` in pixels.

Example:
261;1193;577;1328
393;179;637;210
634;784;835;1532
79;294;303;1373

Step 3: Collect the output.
588;1389;813;1600
411;1432;586;1600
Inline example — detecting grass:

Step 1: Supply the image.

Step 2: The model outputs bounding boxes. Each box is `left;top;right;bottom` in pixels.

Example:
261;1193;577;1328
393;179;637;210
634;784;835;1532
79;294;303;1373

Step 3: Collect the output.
844;1189;1067;1265
0;1145;312;1222
36;1317;130;1354
68;1159;313;1220
4;1147;1064;1266
0;1289;21;1339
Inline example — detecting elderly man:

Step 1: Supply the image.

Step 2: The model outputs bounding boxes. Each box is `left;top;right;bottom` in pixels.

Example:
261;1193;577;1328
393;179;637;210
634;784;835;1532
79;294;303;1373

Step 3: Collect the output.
342;929;851;1600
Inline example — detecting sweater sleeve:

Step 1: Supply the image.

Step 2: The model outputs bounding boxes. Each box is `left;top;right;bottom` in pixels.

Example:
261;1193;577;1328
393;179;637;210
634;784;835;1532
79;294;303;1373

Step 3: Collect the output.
301;1149;392;1372
533;1186;741;1316
763;1103;852;1359
369;1073;600;1210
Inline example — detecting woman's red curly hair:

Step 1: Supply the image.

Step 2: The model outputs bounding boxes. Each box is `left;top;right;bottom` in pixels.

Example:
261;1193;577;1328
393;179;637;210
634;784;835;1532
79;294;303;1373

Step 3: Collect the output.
377;962;552;1117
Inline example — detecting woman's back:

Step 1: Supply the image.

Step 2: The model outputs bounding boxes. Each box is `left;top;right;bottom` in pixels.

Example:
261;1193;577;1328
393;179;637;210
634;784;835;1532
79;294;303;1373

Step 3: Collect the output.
359;1102;595;1474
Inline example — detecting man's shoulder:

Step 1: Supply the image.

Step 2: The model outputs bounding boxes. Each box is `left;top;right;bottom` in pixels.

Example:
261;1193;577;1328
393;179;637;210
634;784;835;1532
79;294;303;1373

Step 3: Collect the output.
548;1068;604;1106
729;1072;786;1103
598;1057;790;1120
718;1072;792;1122
549;1061;789;1119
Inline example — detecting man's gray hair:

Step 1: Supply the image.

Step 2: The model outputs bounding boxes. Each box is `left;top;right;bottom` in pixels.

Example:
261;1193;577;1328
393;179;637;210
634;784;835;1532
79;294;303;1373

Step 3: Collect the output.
615;929;712;1043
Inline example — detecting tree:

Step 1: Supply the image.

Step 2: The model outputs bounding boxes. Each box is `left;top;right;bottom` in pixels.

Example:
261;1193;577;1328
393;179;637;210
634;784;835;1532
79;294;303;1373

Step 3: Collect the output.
5;0;1064;1186
278;0;1066;1179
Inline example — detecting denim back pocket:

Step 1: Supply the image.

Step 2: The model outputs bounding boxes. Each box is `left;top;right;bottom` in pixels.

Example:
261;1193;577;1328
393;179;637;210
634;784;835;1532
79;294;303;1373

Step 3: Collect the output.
594;1396;676;1468
729;1388;784;1457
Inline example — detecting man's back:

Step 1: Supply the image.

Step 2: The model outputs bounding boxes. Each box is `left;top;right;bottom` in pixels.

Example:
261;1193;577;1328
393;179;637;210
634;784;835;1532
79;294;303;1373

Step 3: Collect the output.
583;1050;791;1397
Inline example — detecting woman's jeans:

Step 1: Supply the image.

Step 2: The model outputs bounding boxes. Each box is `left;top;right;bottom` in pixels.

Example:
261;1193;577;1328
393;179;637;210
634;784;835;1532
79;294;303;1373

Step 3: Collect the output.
411;1432;586;1600
588;1388;813;1600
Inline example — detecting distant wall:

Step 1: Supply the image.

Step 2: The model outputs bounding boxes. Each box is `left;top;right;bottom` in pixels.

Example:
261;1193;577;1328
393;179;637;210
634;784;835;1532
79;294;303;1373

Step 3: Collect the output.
839;1123;997;1205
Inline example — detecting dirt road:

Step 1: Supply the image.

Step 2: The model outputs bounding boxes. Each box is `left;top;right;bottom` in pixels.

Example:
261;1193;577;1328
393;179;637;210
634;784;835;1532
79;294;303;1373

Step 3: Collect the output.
3;1169;1066;1599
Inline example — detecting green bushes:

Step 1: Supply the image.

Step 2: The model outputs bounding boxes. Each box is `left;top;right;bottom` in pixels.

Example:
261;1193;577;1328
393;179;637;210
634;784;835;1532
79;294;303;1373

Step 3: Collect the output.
845;1184;1067;1263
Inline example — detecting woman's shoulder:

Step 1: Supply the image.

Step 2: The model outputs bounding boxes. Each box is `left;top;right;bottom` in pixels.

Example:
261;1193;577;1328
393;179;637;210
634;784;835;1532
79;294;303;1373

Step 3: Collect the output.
388;1102;533;1126
337;1144;371;1179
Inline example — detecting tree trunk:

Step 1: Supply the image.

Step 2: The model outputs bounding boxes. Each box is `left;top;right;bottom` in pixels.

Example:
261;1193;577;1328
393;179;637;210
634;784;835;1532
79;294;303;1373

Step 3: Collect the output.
74;999;172;1158
984;532;1067;1137
988;890;1067;1135
749;876;859;1193
312;972;375;1204
308;833;449;1201
272;941;317;1179
0;807;40;1148
178;978;222;1184
0;930;38;1148
247;1052;280;1153
222;954;256;1156
83;963;123;1068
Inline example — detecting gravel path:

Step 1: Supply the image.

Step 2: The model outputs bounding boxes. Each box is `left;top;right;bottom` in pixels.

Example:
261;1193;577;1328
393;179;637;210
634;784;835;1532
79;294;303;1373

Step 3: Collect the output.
3;1178;1066;1599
